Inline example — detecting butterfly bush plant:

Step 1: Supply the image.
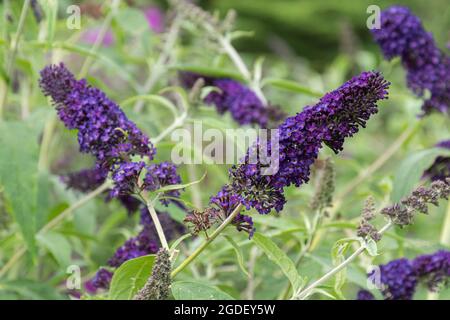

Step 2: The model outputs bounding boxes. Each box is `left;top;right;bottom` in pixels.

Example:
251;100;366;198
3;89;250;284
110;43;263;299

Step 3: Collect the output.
1;0;450;301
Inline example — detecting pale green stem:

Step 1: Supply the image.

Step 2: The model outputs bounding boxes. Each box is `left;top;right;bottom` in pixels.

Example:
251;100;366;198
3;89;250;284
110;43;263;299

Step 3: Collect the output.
295;221;393;300
280;210;322;299
143;195;169;250
439;200;450;246
171;204;243;278
218;35;268;105
78;0;120;78
38;115;56;171
0;0;30;118
133;17;181;112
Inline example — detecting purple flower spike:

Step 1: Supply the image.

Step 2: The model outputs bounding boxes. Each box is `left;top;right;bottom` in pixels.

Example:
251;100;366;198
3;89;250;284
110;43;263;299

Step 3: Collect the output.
180;72;285;128
39;63;156;169
227;71;389;214
111;161;146;197
144;162;182;206
85;268;113;293
371;6;450;115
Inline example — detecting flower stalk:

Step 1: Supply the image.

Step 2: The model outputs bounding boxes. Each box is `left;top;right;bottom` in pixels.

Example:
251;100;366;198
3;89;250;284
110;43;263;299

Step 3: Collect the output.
171;203;243;278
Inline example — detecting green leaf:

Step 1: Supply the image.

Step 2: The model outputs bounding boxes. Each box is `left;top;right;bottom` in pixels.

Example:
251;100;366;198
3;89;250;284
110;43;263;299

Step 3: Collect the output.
36;231;72;268
223;235;249;277
170;233;192;252
155;171;207;193
109;255;155;300
171;281;234;300
114;8;149;35
262;78;323;97
0;121;40;257
252;233;304;293
363;238;379;257
392;148;450;202
171;65;245;82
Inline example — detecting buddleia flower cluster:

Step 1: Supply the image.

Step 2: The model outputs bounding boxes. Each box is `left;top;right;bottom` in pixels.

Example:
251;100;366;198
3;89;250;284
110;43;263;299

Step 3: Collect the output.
227;71;389;215
86;208;184;293
371;6;450;115
423;140;450;182
180;72;285;128
184;71;389;238
39;64;183;205
358;250;450;300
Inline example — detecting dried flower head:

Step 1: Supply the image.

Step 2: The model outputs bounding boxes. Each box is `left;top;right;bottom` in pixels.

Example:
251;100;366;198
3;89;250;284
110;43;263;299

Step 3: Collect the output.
134;248;171;300
381;179;450;227
309;158;335;213
357;196;381;242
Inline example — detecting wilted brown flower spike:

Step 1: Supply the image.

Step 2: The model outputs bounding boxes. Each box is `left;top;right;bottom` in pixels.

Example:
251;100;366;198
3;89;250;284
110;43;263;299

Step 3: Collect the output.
381;179;450;228
357;196;381;242
134;248;171;300
310;158;335;213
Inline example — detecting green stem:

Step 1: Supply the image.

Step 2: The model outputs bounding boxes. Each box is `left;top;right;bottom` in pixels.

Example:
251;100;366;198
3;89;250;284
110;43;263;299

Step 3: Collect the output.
78;0;120;78
295;221;393;300
218;35;267;105
144;196;169;250
280;210;322;299
0;0;30;118
440;200;450;246
171;203;242;278
133;17;181;113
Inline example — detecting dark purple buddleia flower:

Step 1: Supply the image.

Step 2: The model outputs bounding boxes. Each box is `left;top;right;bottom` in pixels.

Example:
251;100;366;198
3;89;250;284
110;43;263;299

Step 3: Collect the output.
360;250;450;300
61;166;142;215
39;63;156;169
144;162;182;206
356;290;375;300
371;6;450;115
180;72;285;128
412;250;450;291
60;166;108;193
372;258;418;300
210;186;256;238
423;140;450;181
110;161;146;197
84;268;113;293
228;71;389;214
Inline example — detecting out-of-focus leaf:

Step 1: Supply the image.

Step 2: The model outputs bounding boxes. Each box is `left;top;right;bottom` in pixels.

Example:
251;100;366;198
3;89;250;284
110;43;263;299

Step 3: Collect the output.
171;281;234;300
0;279;63;300
262;78;322;97
36;231;72;268
223;235;249;277
114;8;149;35
171;65;245;82
109;255;155;300
0;121;40;257
392;148;450;202
252;233;304;293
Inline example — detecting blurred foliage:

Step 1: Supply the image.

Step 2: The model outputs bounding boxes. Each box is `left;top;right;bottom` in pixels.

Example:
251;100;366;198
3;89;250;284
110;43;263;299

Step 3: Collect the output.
0;0;449;300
